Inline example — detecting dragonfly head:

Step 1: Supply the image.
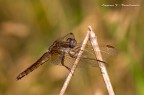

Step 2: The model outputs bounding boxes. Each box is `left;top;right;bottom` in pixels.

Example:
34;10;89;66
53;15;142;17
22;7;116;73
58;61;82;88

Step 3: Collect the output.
67;38;77;48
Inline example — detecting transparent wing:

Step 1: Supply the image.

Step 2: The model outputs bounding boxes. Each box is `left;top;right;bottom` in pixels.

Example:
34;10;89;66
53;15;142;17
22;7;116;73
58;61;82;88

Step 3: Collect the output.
62;51;103;68
76;43;117;56
67;43;117;67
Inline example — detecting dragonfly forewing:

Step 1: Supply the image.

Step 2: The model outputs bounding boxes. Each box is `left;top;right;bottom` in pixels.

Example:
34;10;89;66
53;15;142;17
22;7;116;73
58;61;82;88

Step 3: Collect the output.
66;44;116;67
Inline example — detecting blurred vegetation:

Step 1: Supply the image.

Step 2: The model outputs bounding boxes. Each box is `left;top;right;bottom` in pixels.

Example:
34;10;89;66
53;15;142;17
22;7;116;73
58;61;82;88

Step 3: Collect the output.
0;0;144;95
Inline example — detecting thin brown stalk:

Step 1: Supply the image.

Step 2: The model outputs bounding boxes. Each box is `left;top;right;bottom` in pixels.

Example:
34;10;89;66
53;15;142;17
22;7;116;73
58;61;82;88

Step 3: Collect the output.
88;26;115;95
59;31;90;95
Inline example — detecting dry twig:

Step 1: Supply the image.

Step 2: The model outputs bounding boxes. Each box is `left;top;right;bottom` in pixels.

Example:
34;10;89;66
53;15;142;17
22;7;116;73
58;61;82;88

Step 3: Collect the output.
89;26;115;95
59;30;90;95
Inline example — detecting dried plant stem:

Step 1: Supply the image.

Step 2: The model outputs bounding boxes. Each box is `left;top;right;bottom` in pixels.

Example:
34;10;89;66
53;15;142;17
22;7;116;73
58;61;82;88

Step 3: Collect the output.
88;26;115;95
59;26;115;95
59;31;90;95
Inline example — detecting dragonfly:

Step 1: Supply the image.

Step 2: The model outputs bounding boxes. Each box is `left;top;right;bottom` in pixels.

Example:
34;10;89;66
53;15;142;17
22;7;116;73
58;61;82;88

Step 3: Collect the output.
16;33;115;80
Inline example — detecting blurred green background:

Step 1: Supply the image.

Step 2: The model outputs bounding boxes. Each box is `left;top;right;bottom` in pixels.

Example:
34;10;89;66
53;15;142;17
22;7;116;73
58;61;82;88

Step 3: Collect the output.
0;0;144;95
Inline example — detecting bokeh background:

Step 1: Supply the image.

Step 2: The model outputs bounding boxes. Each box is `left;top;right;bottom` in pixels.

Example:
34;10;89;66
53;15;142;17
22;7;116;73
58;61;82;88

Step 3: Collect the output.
0;0;144;95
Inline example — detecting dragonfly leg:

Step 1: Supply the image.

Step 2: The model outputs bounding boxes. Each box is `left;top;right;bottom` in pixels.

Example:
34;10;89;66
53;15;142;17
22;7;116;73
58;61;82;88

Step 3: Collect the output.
61;52;71;72
68;49;80;58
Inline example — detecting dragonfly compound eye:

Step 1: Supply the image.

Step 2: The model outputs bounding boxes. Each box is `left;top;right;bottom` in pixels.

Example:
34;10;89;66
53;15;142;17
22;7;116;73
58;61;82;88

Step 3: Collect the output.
67;38;77;48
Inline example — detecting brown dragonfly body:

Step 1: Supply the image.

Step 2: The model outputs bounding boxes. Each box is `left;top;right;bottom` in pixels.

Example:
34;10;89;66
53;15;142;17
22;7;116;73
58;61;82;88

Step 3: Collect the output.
16;33;115;80
16;33;77;80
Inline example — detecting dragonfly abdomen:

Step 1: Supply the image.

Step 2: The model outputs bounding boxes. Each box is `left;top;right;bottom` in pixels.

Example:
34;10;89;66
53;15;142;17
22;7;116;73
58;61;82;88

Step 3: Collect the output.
16;52;50;80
